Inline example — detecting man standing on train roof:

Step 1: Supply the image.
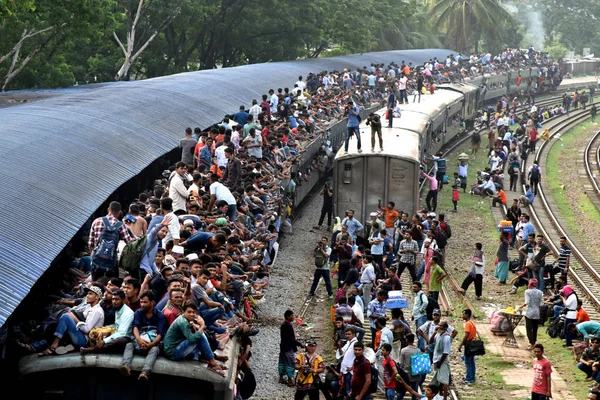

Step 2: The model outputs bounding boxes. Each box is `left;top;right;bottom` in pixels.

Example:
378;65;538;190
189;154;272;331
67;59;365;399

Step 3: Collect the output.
387;88;396;128
344;101;362;154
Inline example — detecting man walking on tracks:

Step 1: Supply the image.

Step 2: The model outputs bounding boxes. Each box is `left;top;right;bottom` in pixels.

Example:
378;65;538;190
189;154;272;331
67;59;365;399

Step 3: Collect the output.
528;163;541;196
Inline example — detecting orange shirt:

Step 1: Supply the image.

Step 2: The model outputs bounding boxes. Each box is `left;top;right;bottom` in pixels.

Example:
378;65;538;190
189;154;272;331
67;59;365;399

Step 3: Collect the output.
402;66;410;75
464;320;477;341
498;190;507;205
577;308;591;323
384;209;399;228
374;330;382;350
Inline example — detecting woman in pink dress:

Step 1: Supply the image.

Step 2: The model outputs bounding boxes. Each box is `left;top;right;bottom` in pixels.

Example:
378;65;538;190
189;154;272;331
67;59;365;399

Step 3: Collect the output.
422;238;435;291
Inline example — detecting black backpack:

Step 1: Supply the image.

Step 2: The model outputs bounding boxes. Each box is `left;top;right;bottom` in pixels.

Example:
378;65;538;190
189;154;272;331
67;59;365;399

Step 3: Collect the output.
436;229;448;249
365;362;379;394
546;315;564;338
421;293;440;320
530;165;540;180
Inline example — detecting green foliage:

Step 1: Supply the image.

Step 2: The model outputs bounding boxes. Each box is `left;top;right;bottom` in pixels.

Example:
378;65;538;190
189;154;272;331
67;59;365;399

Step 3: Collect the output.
540;0;600;56
545;39;569;62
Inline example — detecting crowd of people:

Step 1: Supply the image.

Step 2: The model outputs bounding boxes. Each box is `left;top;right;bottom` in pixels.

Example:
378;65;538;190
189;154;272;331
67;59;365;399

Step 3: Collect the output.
3;46;586;400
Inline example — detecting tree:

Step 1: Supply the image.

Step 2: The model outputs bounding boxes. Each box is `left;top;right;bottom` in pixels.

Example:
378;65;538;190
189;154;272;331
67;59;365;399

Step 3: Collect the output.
545;39;569;62
428;0;515;53
113;0;184;81
0;0;119;90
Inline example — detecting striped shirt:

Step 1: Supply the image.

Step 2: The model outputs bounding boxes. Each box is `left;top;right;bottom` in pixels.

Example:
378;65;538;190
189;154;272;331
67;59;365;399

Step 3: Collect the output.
558;244;571;271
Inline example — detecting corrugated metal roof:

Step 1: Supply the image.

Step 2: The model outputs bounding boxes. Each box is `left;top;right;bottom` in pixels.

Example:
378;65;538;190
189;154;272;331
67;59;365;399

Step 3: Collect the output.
0;48;453;328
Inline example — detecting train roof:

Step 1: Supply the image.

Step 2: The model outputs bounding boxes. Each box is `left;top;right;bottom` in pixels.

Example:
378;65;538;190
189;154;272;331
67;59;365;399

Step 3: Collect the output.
0;48;455;328
335;116;421;163
436;82;479;95
396;90;464;132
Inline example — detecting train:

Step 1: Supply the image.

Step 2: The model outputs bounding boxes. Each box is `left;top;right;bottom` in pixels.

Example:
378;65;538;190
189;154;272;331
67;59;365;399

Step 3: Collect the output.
332;68;591;223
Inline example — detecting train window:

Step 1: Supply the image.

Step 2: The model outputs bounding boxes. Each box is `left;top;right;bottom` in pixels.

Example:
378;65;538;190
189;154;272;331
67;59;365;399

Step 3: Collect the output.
343;164;352;184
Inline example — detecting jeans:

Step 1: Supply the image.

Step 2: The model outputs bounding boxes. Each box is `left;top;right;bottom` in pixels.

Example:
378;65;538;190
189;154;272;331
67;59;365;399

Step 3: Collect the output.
553;305;564;319
385;388;396;400
361;283;373;312
123;340;160;373
310;268;333;296
395;380;420;400
345;125;361;152
415;315;428;351
464;351;476;382
531;393;548;400
416;260;425;282
227;204;237;222
536;266;545;292
564;317;577;346
199;306;225;327
344;372;352;395
55;314;88;348
170;335;214;361
578;361;594;378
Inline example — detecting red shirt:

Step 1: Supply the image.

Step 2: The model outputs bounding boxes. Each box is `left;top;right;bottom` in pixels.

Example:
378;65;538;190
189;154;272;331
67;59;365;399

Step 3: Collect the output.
382;357;397;389
532;357;552;395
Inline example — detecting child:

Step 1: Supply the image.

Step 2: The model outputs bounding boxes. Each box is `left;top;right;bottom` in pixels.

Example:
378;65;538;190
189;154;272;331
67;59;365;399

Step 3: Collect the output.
451;184;460;212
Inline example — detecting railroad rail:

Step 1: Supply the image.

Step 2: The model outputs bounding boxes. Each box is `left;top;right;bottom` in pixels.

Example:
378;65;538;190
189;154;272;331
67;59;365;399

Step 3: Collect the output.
520;105;600;319
584;128;600;213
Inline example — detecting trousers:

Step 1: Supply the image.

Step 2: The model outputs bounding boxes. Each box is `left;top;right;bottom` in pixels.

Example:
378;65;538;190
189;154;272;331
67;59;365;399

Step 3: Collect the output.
123;340;160;373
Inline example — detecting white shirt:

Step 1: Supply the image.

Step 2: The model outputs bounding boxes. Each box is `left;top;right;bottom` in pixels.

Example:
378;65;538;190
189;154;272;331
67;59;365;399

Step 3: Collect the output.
398;76;408;90
270;94;278;113
163;211;181;243
231;130;240;150
565;293;578;319
168;173;189;213
338;337;358;374
352;303;365;326
295;80;306;90
249;104;261;121
215;145;228;168
210;181;236;205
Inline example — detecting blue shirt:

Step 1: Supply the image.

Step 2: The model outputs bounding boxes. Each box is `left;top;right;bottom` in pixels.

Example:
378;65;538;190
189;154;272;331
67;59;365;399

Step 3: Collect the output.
368;75;376;86
522;221;535;238
139;223;163;275
233;111;249;126
185;232;215;251
525;189;535;204
133;307;167;338
199;145;212;166
342;217;364;241
347;106;360;128
288;116;298;128
367;299;387;329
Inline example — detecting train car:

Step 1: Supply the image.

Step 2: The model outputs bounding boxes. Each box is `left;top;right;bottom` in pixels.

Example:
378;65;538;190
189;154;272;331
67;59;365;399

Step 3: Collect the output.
332;88;465;222
437;82;479;123
333;111;421;224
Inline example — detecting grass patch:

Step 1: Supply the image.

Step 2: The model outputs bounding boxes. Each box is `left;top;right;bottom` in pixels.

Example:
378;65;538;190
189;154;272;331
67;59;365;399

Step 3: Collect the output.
546;119;600;231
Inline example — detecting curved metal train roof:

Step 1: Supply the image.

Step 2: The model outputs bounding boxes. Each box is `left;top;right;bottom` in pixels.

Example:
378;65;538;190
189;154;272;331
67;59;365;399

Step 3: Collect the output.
0;48;454;328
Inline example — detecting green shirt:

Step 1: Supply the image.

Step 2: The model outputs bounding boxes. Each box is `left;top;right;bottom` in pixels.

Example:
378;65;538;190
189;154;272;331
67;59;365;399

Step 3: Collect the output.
429;264;444;292
162;314;203;358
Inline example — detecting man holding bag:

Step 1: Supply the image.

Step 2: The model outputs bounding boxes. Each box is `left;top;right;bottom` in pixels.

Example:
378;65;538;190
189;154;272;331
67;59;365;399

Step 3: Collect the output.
458;309;477;385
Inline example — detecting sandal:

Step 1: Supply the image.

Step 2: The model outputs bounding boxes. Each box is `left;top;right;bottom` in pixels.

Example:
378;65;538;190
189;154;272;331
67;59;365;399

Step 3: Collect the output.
15;340;35;353
38;346;57;357
207;363;226;377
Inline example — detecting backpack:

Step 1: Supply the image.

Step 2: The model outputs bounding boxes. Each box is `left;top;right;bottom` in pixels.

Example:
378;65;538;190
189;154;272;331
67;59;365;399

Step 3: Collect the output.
439;221;451;239
91;217;123;275
436;229;448;249
437;158;447;173
546;315;564;338
421;293;440;321
360;361;379;394
119;234;156;273
530;165;540;180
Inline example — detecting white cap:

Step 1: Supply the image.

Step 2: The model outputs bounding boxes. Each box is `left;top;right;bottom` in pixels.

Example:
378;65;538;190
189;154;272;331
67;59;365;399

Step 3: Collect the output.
172;245;185;254
186;253;199;260
183;219;194;226
370;212;378;217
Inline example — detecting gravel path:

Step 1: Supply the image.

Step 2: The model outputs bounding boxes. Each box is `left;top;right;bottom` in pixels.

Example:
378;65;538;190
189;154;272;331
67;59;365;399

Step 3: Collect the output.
251;188;327;399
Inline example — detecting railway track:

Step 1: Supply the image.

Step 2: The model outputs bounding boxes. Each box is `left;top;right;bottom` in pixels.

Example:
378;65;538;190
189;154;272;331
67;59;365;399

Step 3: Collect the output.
520;105;600;320
583;127;600;213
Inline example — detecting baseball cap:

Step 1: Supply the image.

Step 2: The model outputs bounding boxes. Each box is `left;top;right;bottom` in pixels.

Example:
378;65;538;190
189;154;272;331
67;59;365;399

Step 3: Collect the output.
84;285;104;297
306;339;317;346
432;308;441;316
123;214;137;223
